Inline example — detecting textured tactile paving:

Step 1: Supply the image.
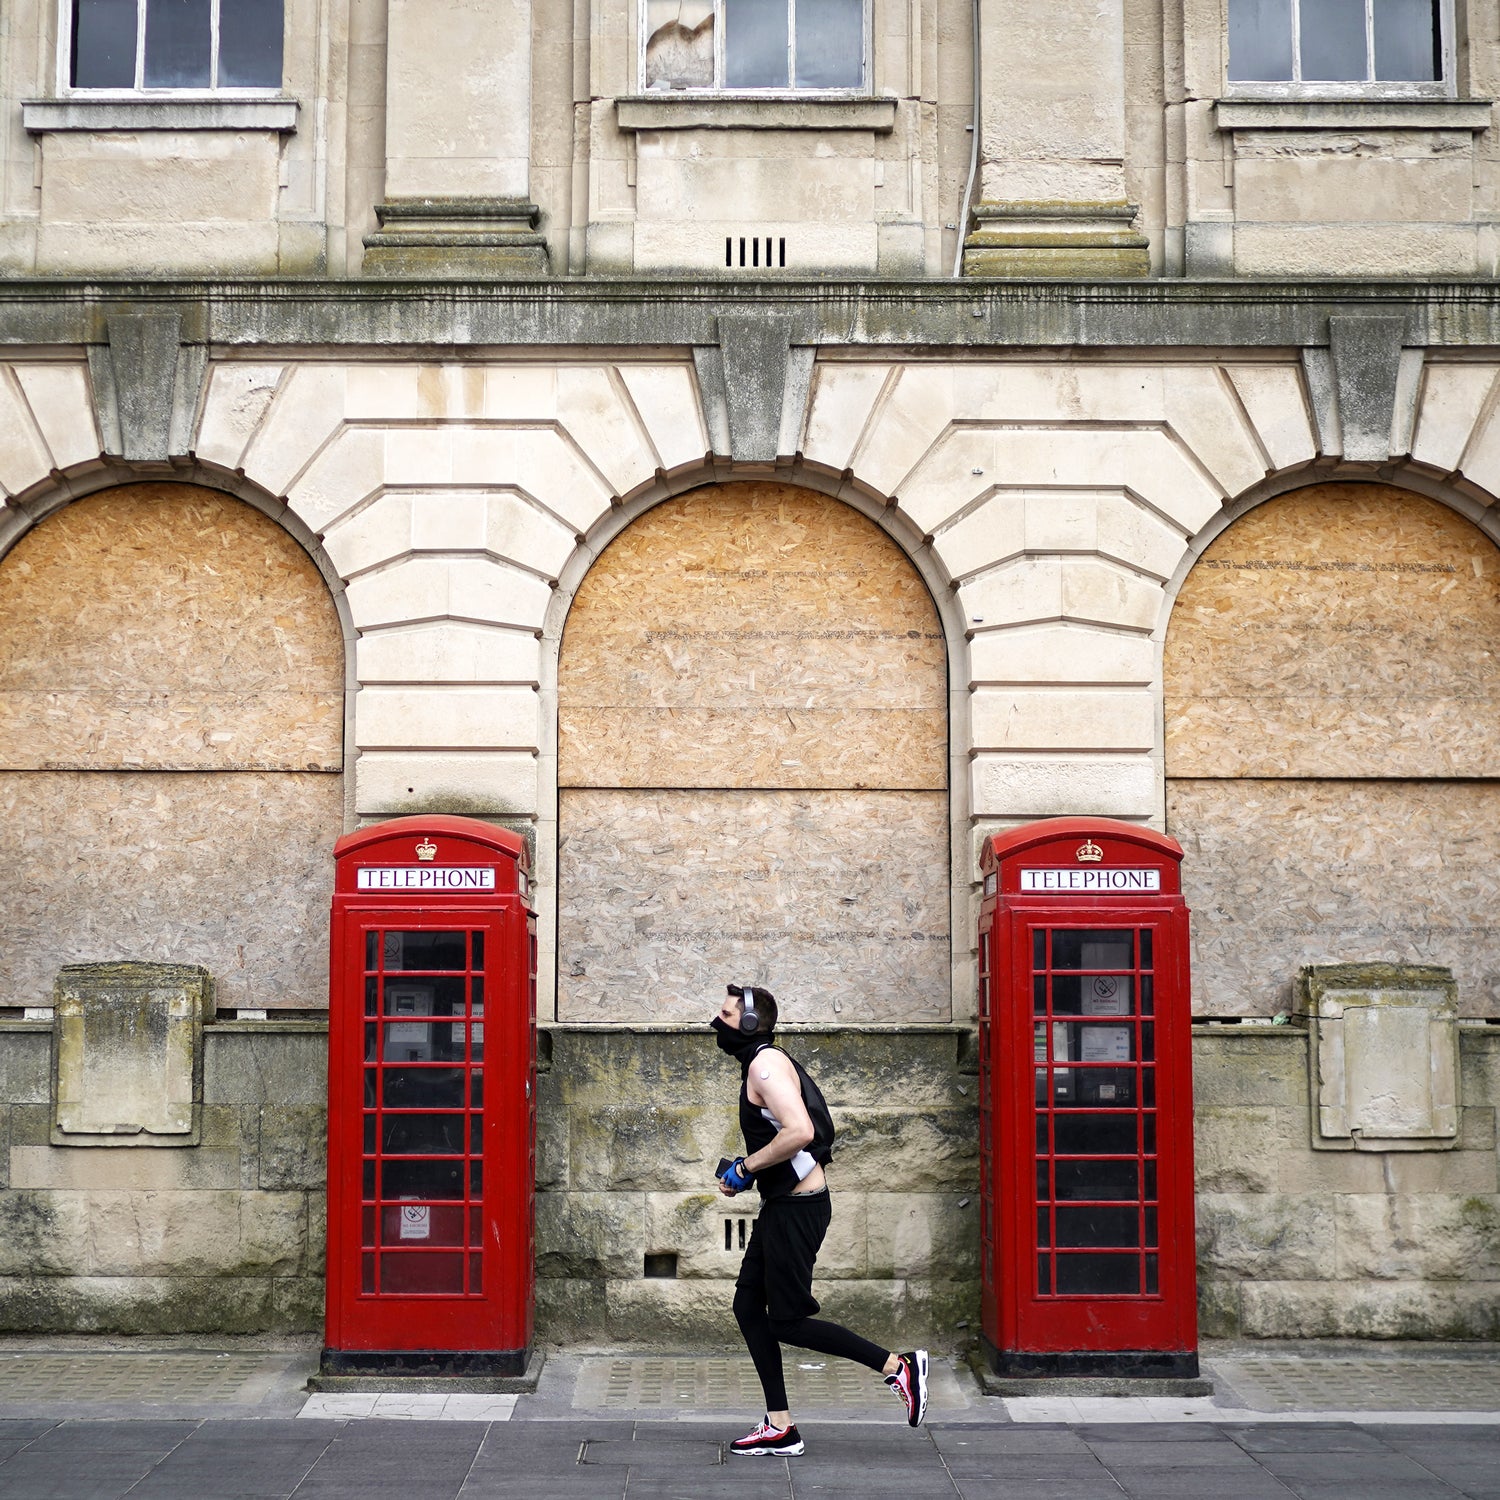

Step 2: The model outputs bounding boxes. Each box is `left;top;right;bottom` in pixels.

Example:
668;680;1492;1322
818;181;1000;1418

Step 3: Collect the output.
1216;1356;1500;1412
0;1352;283;1404
574;1356;884;1411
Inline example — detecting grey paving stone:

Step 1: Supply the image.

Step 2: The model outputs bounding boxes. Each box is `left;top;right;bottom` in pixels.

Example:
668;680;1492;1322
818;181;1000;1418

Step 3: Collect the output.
928;1428;1091;1456
459;1479;628;1500
953;1484;1133;1500
627;1482;795;1500
1256;1453;1453;1482
1087;1439;1266;1469
1275;1486;1462;1500
1222;1424;1391;1453
581;1438;722;1468
1110;1473;1294;1500
1077;1423;1234;1443
939;1455;1114;1481
25;1421;199;1450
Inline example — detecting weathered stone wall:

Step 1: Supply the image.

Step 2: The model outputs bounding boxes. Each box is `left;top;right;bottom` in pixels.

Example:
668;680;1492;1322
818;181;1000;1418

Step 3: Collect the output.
1193;1026;1500;1340
0;1021;326;1333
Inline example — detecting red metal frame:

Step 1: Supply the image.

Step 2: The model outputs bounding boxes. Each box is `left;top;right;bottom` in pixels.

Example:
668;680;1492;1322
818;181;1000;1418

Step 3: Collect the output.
325;817;535;1366
979;819;1197;1371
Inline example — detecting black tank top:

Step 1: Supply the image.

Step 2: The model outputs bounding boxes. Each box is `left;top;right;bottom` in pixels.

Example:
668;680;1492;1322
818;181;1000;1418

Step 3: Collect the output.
738;1043;818;1200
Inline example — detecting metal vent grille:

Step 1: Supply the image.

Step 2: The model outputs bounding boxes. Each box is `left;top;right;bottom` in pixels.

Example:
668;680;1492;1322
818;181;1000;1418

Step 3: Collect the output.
726;236;786;269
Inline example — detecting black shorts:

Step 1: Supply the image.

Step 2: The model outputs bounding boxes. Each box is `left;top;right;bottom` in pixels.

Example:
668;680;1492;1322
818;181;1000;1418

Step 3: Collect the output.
735;1189;832;1324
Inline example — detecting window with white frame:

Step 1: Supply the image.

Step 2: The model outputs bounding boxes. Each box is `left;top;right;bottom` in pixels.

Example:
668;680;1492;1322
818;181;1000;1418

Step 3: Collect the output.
68;0;284;90
1228;0;1448;89
642;0;866;92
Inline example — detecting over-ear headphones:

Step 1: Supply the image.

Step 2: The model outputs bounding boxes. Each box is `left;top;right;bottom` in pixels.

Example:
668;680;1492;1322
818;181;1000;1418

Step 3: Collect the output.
737;982;761;1035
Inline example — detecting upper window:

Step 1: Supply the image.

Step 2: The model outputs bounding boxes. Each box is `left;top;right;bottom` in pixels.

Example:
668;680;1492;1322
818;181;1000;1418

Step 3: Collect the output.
1228;0;1447;89
67;0;284;90
642;0;866;92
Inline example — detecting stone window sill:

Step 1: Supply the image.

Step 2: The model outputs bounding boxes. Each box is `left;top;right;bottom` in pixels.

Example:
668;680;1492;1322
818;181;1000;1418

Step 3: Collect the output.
1214;98;1492;132
615;94;897;133
22;98;299;134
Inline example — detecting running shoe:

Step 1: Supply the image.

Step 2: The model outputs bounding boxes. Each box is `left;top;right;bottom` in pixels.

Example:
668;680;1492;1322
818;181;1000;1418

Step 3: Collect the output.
729;1416;805;1457
885;1348;929;1426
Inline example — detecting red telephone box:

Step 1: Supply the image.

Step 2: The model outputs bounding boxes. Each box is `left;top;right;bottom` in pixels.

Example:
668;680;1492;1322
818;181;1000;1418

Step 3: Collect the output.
978;818;1198;1379
322;816;536;1377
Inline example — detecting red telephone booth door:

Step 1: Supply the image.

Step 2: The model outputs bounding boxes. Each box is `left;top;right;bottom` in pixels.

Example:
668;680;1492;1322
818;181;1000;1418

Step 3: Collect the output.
323;819;535;1376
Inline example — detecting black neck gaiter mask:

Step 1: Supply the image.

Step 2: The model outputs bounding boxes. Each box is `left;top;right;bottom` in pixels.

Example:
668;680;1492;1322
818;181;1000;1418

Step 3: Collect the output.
710;1015;771;1072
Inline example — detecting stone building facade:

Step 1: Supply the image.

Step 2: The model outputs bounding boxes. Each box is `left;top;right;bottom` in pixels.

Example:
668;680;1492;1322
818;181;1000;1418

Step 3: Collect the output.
0;0;1497;1347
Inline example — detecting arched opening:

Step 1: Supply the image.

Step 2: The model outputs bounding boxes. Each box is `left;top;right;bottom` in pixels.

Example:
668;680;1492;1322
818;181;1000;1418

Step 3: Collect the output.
1164;481;1500;1016
556;480;950;1023
0;482;346;1009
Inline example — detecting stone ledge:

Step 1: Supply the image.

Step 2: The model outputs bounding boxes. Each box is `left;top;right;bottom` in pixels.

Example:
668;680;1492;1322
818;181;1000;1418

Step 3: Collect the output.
22;99;299;134
616;95;898;133
1214;98;1493;132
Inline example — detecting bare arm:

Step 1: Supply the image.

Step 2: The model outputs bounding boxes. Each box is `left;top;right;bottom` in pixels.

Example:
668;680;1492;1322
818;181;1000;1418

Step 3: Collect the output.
743;1051;814;1173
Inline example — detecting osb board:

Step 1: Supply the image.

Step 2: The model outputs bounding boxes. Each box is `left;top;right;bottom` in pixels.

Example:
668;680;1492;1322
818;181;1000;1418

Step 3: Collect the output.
0;770;342;1010
557;787;951;1023
558;483;946;790
1168;777;1500;1017
1165;485;1500;778
0;485;343;770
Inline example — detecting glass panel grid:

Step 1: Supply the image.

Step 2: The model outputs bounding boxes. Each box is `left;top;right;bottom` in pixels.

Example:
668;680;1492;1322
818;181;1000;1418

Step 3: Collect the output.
359;927;486;1297
1031;925;1159;1299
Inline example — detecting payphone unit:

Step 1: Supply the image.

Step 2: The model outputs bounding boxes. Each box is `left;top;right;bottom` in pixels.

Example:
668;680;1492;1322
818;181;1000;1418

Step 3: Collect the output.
978;818;1199;1378
322;816;536;1377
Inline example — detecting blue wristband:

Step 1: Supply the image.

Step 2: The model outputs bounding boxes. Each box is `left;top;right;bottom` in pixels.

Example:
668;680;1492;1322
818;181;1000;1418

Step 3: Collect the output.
722;1157;754;1193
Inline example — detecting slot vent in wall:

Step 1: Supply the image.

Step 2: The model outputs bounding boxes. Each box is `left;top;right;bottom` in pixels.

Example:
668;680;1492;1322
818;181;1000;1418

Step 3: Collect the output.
726;236;787;269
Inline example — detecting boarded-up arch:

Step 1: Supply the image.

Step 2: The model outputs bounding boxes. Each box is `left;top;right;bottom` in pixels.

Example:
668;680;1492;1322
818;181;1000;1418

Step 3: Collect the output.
1165;483;1500;1015
0;483;345;1008
557;481;949;1022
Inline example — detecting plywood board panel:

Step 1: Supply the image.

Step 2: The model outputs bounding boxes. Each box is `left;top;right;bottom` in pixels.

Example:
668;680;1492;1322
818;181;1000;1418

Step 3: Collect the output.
558;483;945;790
0;770;343;1011
1168;777;1500;1018
0;484;344;771
557;787;951;1023
1165;485;1500;778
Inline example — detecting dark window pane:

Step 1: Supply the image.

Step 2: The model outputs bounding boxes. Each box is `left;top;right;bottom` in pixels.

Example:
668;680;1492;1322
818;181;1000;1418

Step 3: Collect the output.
1068;1021;1133;1066
382;1019;473;1064
1301;0;1368;79
468;1205;482;1241
1055;1158;1139;1201
381;1113;465;1155
365;931;377;970
361;1206;376;1248
383;1067;466;1110
1033;975;1047;1014
1374;0;1439;79
144;0;211;87
725;0;790;86
1036;1207;1051;1246
1145;1206;1158;1247
362;1160;375;1198
469;1070;484;1108
73;0;138;88
469;1252;482;1292
469;1114;484;1153
364;977;378;1015
1140;929;1152;969
380;1250;464;1294
380;1202;465;1246
1035;1114;1050;1153
362;1115;375;1153
1141;1022;1155;1063
1142;1069;1156;1108
382;1157;466;1199
1055;1112;1137;1156
1037;1253;1051;1294
364;1067;377;1107
1050;976;1083;1016
361;1251;375;1293
1145;1253;1159;1294
1228;0;1294;80
384;930;467;971
1078;1067;1134;1107
1056;1205;1140;1248
1057;1252;1140;1295
1036;1161;1050;1201
471;930;485;969
1050;930;1134;971
1144;1159;1158;1198
795;0;862;87
1032;929;1045;969
1140;975;1154;1015
469;1161;483;1195
363;1023;377;1062
1144;1113;1157;1154
218;0;282;86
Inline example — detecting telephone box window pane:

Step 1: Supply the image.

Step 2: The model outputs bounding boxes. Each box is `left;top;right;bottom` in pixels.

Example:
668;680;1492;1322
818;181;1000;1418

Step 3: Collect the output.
1032;930;1045;968
361;1252;375;1293
218;0;283;87
382;1020;471;1064
1051;930;1134;971
1145;1254;1159;1294
1057;1252;1140;1295
1079;1067;1134;1107
363;1024;377;1062
364;978;378;1015
1035;1115;1050;1153
1301;0;1368;79
383;1068;466;1110
144;0;212;87
1055;1159;1139;1201
1037;1253;1051;1295
469;1116;484;1153
724;0;790;87
469;1253;483;1291
1036;1208;1051;1246
362;1161;375;1198
794;0;862;87
1143;1114;1157;1154
1374;0;1439;79
73;0;139;87
471;930;485;968
1140;976;1154;1015
1144;1159;1158;1199
380;1251;463;1295
1141;1070;1156;1108
1145;1206;1159;1246
1065;1021;1132;1065
469;1071;484;1107
1056;1205;1139;1248
468;1205;483;1239
365;932;378;970
363;1068;377;1107
385;931;467;971
1035;1161;1050;1200
1050;976;1083;1015
381;1113;465;1155
1139;930;1152;968
1054;1112;1136;1156
1228;0;1294;80
383;1158;465;1199
1140;1022;1155;1062
362;1115;375;1153
381;1203;464;1246
469;1161;483;1195
361;1206;376;1248
1032;976;1047;1014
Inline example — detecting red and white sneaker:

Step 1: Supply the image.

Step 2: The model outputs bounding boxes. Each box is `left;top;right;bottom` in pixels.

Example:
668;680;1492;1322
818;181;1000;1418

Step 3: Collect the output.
885;1349;929;1426
729;1416;805;1456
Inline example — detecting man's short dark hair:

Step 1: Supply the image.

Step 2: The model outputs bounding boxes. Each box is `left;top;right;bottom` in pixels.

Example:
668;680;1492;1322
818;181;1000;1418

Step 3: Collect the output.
733;984;778;1032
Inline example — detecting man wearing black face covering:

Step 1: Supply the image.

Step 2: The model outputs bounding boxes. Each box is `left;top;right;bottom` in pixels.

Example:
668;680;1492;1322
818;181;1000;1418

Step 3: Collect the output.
711;983;928;1457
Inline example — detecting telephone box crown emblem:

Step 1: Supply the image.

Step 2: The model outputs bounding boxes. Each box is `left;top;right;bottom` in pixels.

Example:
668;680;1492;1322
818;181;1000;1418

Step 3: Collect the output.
1075;839;1104;864
415;838;438;862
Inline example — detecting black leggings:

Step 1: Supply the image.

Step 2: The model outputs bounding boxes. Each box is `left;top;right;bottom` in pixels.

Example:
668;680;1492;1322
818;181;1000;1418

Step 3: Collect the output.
733;1285;890;1412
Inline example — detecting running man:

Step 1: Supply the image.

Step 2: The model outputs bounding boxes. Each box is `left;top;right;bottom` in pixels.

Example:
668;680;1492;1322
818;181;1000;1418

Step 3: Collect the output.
711;982;928;1456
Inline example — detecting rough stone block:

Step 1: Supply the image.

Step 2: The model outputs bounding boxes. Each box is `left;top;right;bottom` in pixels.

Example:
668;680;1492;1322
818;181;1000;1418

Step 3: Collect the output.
604;1277;741;1349
202;1031;327;1107
9;1144;242;1192
569;1106;738;1193
0;1030;51;1106
1239;1279;1500;1340
1196;1278;1243;1339
0;1275;294;1335
1335;1193;1500;1281
239;1193;309;1276
257;1106;327;1191
1191;1034;1308;1108
1193;1107;1279;1193
535;1275;610;1347
536;1191;645;1279
1461;1033;1500;1107
1196;1192;1334;1280
1381;1148;1498;1195
1272;1108;1389;1194
0;1190;93;1276
645;1190;752;1278
831;1108;979;1193
1458;1106;1496;1153
864;1193;978;1280
535;1084;569;1192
